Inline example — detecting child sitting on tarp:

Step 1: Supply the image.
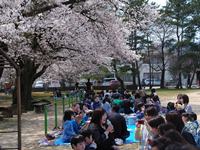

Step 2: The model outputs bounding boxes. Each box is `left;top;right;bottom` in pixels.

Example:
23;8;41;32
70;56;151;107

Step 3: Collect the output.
55;110;83;144
62;110;79;143
91;96;102;110
136;102;145;119
81;129;97;150
71;135;86;150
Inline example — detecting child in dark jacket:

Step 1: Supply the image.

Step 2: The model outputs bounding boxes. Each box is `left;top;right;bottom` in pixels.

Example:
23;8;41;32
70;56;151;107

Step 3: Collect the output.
81;129;97;150
91;96;102;110
71;135;85;150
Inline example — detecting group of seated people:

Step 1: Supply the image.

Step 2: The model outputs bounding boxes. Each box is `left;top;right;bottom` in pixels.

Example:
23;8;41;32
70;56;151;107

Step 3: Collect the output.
52;89;199;150
60;103;129;150
134;92;199;150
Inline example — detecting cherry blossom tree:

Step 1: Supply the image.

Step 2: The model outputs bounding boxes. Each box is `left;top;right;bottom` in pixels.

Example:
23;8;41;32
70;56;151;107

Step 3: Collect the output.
0;0;138;110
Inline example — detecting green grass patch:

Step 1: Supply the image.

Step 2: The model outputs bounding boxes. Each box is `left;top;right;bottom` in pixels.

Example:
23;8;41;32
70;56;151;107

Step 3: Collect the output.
152;88;200;98
32;92;80;107
0;95;12;101
32;92;53;97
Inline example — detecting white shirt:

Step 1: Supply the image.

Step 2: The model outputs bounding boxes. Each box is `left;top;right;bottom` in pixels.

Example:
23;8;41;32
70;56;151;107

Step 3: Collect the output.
184;104;192;113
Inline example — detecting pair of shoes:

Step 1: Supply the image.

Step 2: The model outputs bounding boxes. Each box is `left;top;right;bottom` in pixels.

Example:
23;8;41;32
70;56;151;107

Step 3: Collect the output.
45;134;55;140
115;138;123;146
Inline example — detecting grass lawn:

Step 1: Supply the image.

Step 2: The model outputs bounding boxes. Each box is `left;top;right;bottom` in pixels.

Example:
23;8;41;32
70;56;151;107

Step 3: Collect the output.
1;88;200;107
153;88;200;97
31;89;200;108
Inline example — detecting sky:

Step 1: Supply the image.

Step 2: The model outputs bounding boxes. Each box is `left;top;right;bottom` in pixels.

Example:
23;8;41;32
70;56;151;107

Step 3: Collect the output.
149;0;167;7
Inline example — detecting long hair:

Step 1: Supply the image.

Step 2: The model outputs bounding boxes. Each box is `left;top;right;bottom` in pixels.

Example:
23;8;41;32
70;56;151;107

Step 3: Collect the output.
164;129;188;144
63;110;74;122
165;112;184;132
148;116;165;129
90;108;106;126
158;123;176;136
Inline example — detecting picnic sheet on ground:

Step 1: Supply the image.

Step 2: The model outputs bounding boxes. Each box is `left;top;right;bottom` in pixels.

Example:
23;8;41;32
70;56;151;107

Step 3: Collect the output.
54;137;70;146
42;124;139;146
125;124;139;144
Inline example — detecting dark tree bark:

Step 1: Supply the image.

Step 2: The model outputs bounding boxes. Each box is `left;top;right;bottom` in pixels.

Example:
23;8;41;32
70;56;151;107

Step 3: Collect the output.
131;63;137;90
0;42;8;79
189;69;196;88
136;61;142;90
149;64;152;89
116;75;125;90
176;25;182;89
13;57;47;111
160;41;166;88
160;68;166;88
176;72;182;89
112;59;125;90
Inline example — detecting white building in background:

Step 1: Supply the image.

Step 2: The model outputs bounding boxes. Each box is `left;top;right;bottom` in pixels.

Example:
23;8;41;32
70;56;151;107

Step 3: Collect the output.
138;54;199;87
48;80;61;88
33;79;61;88
114;50;199;87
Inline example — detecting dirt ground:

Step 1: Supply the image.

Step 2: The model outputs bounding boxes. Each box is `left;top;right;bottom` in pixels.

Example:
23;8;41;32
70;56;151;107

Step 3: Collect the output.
1;90;200;150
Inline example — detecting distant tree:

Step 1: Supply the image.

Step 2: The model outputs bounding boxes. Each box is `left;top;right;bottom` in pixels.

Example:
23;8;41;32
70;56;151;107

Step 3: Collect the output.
151;16;175;88
162;0;193;88
176;44;200;88
123;0;159;89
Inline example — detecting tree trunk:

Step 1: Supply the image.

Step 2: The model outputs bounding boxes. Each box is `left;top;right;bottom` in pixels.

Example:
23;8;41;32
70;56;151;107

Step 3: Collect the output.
112;60;125;90
176;72;182;88
116;75;125;90
175;24;183;89
147;34;152;89
149;64;152;89
136;61;142;89
12;57;47;111
0;42;8;79
189;69;196;88
20;69;35;110
160;68;165;88
160;40;165;88
160;47;166;88
131;62;137;90
12;58;35;111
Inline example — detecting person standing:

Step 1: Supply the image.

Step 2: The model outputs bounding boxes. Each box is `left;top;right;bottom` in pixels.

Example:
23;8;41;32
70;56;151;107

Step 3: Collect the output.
86;79;93;93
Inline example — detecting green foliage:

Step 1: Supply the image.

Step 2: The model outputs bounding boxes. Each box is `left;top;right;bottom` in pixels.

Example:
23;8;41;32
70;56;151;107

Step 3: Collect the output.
129;0;148;7
169;42;200;80
191;0;200;28
161;0;199;88
119;65;131;73
81;66;111;80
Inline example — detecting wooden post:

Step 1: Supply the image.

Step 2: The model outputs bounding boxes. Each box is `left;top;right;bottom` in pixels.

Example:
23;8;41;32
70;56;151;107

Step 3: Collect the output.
62;96;65;114
44;105;48;135
54;97;58;128
16;70;22;150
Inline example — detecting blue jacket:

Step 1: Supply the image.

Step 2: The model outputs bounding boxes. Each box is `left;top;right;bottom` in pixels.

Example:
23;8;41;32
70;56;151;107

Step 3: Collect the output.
62;120;79;143
92;101;102;110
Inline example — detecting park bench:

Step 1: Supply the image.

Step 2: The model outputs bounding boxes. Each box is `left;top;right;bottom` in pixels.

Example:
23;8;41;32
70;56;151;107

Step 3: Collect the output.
0;106;13;121
33;99;51;114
